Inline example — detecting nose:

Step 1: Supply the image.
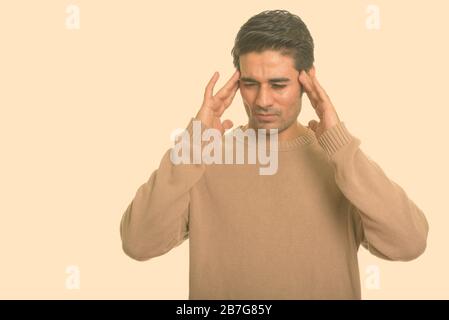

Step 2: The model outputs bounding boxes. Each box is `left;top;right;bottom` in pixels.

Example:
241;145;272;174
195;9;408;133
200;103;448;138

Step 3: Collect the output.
254;84;274;109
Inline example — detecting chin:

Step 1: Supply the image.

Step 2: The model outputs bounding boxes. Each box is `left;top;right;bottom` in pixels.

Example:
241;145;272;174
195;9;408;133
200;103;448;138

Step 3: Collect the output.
252;120;280;131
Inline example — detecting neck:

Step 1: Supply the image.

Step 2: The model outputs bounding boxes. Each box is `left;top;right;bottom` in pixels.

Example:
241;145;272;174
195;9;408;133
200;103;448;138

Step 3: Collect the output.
238;120;315;151
244;121;308;141
277;121;309;142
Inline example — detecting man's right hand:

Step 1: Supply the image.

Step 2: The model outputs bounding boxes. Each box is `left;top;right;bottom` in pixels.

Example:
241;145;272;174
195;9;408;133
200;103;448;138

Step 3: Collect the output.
195;69;240;135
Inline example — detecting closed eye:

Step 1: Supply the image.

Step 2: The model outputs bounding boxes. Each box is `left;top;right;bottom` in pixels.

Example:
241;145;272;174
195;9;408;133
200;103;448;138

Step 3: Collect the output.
243;83;286;89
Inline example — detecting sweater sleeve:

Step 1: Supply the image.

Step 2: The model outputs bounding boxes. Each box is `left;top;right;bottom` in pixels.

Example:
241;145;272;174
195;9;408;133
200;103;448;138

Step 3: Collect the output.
317;121;429;261
120;117;209;261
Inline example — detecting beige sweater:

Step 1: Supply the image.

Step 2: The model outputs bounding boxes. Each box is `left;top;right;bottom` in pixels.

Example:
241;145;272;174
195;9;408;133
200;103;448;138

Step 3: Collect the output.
120;117;429;299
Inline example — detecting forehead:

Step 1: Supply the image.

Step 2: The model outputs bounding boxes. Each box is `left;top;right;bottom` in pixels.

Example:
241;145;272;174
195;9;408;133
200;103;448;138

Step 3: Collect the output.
239;50;296;79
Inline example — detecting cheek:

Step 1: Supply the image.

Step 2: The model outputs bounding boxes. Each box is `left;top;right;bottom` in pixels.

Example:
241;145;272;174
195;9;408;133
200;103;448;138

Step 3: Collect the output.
239;89;253;113
239;89;258;111
276;90;295;106
239;87;253;100
278;90;301;115
283;86;301;100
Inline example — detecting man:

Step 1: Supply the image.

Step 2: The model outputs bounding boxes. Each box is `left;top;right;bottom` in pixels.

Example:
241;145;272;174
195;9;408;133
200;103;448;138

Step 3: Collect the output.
120;9;429;299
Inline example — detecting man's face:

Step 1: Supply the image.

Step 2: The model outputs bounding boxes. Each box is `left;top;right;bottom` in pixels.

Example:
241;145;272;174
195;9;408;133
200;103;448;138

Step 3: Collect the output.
239;49;302;133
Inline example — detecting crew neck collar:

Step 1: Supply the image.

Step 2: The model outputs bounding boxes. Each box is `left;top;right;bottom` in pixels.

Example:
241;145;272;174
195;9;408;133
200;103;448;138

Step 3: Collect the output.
230;124;317;152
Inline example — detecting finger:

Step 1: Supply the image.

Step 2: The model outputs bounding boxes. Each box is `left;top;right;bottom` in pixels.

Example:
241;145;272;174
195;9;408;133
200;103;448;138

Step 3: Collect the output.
214;80;239;117
310;71;330;102
308;119;319;131
298;70;314;95
218;81;240;114
226;81;240;103
298;70;320;105
204;71;220;100
222;119;234;131
309;65;316;78
307;66;331;102
215;69;240;99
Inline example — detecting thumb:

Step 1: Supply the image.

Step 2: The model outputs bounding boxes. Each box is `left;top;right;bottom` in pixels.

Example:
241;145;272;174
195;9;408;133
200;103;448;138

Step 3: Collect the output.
308;120;319;132
222;119;234;131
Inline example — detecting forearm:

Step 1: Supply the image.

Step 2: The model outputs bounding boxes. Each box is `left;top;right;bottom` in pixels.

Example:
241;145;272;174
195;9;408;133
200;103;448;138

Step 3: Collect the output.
319;121;429;261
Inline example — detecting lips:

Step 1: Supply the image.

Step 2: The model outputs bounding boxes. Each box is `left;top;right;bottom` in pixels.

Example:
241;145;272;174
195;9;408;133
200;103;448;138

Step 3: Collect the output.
256;113;277;121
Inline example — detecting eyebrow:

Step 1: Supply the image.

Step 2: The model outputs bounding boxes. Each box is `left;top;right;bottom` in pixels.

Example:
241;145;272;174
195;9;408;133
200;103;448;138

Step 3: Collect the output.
239;77;290;84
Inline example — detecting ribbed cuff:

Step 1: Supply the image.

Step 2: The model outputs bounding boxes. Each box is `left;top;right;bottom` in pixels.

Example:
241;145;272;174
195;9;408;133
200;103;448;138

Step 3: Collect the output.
317;121;354;157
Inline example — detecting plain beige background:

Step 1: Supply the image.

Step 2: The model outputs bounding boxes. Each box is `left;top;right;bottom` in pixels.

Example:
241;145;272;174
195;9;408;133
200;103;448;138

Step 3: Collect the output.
0;0;447;299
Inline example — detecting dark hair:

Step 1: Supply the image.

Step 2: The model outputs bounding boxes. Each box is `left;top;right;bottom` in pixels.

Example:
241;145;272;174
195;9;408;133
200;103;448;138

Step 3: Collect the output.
231;10;314;73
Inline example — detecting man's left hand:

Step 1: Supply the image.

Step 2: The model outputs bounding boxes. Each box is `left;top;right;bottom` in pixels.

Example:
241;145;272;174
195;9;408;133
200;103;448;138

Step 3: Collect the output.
298;66;341;139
